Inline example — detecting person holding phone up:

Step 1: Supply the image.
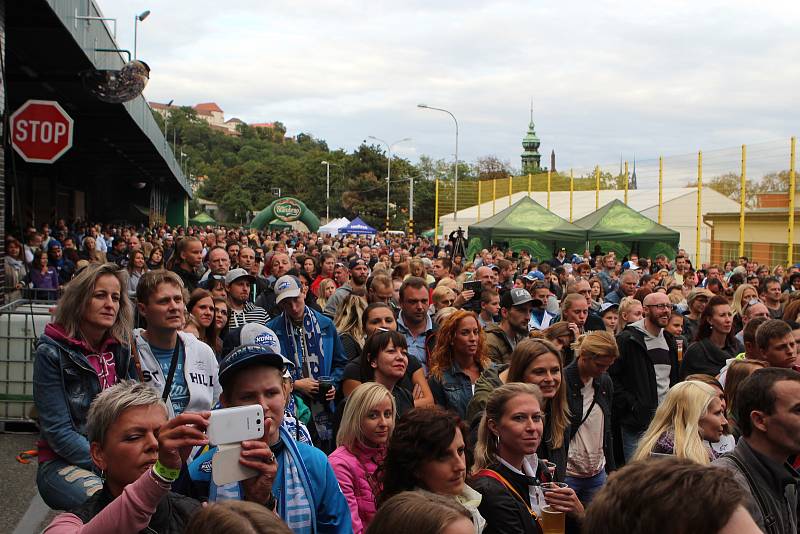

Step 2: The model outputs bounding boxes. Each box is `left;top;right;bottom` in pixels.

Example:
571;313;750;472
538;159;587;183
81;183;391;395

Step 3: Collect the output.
44;380;209;534
188;344;352;533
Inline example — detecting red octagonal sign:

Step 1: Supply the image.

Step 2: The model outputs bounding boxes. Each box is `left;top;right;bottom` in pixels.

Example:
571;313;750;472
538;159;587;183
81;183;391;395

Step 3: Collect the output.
11;100;74;164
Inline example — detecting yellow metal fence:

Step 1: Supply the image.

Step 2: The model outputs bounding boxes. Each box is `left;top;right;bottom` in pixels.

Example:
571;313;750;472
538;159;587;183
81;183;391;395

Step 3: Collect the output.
434;137;798;267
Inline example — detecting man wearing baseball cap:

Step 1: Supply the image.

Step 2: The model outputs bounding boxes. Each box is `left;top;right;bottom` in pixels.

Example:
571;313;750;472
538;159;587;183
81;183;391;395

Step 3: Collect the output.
187;344;351;532
226;268;269;328
323;257;369;318
485;288;535;364
267;275;347;453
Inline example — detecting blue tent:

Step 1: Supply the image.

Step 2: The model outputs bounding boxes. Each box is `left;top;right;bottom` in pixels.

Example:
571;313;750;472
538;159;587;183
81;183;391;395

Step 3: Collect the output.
338;216;377;235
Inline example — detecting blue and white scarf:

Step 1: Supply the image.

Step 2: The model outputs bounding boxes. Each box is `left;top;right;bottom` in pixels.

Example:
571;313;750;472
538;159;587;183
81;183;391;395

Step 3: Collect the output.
284;306;325;381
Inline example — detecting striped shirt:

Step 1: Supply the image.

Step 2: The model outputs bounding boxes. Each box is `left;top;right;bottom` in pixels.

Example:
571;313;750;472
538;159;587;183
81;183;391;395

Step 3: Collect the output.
229;301;269;328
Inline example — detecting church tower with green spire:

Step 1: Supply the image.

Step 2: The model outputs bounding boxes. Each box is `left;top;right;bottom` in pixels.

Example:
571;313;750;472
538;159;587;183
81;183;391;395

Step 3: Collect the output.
521;102;541;174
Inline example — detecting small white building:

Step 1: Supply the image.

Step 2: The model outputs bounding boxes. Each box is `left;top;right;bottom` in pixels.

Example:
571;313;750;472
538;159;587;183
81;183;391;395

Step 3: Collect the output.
439;187;740;264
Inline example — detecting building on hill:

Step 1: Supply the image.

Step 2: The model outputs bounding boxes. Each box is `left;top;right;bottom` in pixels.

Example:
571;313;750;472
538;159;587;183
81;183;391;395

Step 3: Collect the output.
148;101;269;137
150;101;176;118
194;102;224;124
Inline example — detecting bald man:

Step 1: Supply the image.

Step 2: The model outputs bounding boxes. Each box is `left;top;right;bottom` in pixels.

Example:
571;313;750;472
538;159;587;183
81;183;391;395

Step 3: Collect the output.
609;291;679;463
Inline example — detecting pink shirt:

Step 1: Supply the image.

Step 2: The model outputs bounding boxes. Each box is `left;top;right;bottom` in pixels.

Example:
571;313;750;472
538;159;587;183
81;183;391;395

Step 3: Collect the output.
44;469;170;534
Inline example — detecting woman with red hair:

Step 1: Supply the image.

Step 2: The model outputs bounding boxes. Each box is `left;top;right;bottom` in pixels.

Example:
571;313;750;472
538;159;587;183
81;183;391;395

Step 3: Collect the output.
427;310;491;419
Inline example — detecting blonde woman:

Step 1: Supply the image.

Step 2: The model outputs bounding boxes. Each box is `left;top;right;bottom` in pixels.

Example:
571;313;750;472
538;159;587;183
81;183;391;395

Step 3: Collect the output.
731;283;759;333
34;263;136;510
632;381;727;464
431;285;457;313
616;296;643;334
334;293;368;361
316;278;337;310
471;383;583;533
329;383;396;534
467;338;571;482
564;331;618;504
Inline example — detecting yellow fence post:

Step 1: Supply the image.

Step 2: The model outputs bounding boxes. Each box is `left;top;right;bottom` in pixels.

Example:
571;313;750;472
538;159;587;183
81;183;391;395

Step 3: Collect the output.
595;166;600;209
790;137;797;265
477;180;482;222
528;173;532;198
658;156;663;224
569;168;574;222
696;151;703;267
624;161;629;204
492;179;497;215
547;170;551;209
739;145;746;257
508;176;513;207
434;178;439;246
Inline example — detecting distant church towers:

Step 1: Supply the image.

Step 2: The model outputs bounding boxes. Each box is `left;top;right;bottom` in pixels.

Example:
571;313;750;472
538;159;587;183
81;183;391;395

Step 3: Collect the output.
521;101;542;174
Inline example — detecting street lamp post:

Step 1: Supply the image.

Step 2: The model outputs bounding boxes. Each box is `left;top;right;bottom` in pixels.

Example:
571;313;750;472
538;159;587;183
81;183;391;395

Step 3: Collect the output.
368;136;411;231
417;104;459;219
162;98;173;148
134;10;150;60
321;160;332;222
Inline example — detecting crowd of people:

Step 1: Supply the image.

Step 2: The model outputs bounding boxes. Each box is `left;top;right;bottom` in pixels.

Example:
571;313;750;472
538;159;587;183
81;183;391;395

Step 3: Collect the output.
13;218;800;533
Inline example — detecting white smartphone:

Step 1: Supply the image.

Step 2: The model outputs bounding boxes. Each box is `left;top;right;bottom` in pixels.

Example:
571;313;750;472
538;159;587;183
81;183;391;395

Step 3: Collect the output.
212;443;258;486
207;405;264;446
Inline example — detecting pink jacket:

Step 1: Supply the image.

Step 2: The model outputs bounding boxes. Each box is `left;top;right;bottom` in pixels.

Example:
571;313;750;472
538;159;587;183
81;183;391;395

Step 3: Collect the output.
44;468;170;534
328;442;385;534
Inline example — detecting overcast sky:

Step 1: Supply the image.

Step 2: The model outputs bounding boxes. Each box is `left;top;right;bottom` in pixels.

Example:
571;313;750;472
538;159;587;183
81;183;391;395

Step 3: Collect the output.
100;1;800;184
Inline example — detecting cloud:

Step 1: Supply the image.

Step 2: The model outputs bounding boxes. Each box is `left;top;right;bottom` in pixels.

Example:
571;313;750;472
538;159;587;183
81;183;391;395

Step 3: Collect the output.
100;0;800;176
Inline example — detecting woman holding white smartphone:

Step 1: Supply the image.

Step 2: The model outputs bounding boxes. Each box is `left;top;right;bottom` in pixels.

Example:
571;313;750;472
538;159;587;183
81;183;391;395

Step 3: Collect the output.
187;344;352;533
44;380;209;534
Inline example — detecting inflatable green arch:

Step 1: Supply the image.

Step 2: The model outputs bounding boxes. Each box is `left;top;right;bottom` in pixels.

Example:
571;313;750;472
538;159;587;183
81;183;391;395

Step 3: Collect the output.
249;197;321;232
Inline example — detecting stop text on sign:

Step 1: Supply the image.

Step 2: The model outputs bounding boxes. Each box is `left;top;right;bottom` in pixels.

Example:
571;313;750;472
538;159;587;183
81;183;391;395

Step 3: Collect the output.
10;99;74;164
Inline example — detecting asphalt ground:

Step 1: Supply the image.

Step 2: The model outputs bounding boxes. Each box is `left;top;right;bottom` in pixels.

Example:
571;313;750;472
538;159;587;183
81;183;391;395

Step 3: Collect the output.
0;431;57;533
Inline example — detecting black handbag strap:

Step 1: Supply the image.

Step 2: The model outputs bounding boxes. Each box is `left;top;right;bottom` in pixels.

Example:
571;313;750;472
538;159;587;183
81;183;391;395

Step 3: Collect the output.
578;398;597;428
161;337;183;403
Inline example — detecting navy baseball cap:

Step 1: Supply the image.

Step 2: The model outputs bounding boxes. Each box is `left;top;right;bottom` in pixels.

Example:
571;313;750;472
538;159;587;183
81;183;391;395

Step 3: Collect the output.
219;344;293;384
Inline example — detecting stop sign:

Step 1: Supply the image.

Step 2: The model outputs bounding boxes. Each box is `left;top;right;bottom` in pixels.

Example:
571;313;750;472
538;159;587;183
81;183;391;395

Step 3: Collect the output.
10;99;74;164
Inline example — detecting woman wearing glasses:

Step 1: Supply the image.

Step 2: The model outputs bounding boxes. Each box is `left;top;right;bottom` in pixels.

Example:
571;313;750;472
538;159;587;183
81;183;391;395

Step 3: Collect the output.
680;295;744;379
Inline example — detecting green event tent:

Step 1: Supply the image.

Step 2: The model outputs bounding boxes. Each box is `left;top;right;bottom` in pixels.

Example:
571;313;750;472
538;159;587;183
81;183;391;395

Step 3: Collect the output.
573;199;680;259
466;196;586;260
189;211;217;226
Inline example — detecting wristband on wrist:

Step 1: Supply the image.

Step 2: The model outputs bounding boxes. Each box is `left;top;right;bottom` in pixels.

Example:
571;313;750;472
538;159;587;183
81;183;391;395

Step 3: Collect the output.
153;460;180;482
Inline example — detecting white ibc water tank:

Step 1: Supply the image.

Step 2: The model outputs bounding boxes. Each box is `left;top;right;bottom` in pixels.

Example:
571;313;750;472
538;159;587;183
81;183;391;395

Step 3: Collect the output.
0;301;53;421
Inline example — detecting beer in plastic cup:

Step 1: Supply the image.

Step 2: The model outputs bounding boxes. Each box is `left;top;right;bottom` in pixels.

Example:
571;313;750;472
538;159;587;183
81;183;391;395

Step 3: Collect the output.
676;339;684;362
540;505;565;534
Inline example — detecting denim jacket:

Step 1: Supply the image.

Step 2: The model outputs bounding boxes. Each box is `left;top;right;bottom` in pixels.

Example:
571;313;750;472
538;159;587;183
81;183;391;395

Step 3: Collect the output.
33;331;136;469
428;361;483;420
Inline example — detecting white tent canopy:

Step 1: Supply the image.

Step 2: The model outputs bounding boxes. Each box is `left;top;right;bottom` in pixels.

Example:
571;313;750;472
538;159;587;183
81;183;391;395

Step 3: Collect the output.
318;217;350;235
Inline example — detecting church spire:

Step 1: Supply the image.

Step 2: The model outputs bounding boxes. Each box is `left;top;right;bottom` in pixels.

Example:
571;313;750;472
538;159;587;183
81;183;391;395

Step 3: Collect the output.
521;101;541;174
530;98;534;124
